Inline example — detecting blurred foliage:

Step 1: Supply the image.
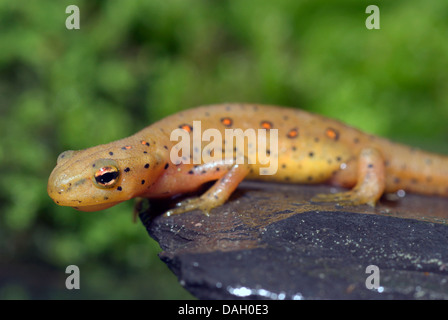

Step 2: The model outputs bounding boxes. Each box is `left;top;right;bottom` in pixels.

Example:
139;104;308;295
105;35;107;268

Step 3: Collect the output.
0;0;447;299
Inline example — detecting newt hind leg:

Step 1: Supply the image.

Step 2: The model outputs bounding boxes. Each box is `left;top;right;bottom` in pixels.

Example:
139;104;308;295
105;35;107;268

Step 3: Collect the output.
311;147;386;207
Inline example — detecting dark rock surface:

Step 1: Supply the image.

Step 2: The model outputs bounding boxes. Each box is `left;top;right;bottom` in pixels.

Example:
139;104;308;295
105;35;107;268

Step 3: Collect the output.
140;181;448;299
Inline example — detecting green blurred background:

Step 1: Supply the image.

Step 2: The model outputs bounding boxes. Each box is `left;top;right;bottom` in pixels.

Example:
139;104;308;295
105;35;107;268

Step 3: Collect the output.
1;0;447;299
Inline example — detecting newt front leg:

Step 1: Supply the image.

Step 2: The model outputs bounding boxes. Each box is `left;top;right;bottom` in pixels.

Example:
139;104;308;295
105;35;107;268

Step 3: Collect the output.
165;162;250;216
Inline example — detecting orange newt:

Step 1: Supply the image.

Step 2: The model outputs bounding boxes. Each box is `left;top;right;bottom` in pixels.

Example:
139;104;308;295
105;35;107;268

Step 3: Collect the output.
47;104;448;216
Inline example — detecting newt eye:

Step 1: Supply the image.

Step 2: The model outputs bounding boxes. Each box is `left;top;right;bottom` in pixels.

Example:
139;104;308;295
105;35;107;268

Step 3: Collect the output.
93;165;120;188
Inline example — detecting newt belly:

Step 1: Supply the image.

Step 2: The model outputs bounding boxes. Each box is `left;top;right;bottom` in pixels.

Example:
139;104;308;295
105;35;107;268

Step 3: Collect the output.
47;104;448;215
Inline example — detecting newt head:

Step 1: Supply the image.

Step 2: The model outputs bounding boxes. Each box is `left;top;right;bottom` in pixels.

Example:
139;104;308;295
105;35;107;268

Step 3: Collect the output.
47;139;164;212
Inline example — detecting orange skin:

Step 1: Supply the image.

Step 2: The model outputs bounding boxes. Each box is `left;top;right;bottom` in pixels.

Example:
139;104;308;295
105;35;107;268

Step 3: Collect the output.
48;104;448;215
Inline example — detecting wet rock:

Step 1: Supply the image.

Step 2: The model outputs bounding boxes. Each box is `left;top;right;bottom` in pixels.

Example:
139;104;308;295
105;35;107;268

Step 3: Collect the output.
140;181;448;299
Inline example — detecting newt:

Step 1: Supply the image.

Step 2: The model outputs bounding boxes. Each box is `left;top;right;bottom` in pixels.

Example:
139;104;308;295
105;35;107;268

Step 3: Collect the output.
47;103;448;216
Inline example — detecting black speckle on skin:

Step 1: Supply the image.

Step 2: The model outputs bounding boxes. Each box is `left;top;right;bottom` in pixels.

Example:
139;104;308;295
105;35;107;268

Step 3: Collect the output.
368;164;374;168
124;167;130;173
117;186;122;191
109;152;114;156
144;163;150;168
309;152;314;158
141;180;145;185
164;163;169;170
188;170;194;175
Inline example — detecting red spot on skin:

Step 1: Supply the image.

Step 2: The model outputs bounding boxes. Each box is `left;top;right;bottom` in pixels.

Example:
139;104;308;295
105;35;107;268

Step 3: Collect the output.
260;121;273;130
220;117;233;127
179;124;193;133
325;128;339;141
287;128;299;139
